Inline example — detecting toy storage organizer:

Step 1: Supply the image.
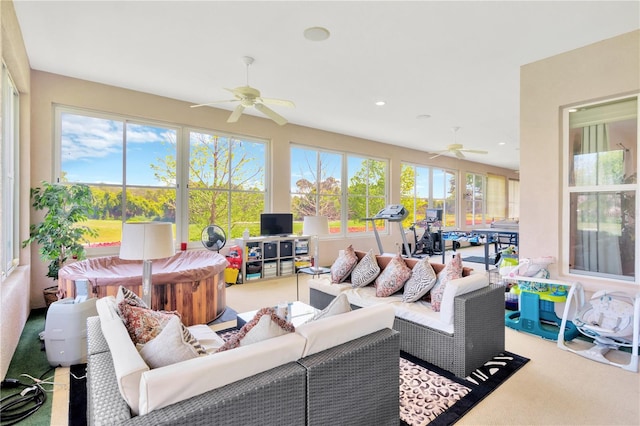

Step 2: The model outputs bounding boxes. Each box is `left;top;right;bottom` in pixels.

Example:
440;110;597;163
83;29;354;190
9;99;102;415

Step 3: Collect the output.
504;275;580;341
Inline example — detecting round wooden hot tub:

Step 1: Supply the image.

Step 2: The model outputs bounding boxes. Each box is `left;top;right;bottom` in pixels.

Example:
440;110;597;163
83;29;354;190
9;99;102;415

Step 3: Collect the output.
58;251;228;326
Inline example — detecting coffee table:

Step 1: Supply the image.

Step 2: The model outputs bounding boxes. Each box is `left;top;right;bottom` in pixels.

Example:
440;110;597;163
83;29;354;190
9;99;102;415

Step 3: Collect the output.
236;301;319;328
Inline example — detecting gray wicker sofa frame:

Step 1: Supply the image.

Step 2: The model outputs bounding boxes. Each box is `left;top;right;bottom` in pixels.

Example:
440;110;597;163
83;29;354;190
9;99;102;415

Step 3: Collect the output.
309;266;505;378
86;316;400;426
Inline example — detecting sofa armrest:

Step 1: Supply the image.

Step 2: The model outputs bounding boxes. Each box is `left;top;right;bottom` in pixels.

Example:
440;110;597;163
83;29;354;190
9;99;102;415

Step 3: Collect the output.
298;328;399;426
451;284;505;376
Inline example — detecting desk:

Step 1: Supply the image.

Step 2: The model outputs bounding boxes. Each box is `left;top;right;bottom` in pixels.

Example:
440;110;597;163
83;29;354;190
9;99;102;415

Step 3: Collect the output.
296;266;331;300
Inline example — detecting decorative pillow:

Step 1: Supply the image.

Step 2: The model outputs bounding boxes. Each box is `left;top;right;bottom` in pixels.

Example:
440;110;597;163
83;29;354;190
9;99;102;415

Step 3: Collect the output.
118;301;179;345
350;249;381;288
430;253;463;312
330;245;358;283
216;307;295;352
402;257;437;302
138;316;206;368
310;293;352;321
375;254;412;297
116;285;148;309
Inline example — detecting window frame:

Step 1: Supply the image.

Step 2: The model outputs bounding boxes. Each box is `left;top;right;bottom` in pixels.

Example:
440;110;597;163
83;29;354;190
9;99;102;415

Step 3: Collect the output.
54;106;270;254
400;162;458;229
290;144;389;237
562;94;639;283
465;172;487;228
1;63;20;282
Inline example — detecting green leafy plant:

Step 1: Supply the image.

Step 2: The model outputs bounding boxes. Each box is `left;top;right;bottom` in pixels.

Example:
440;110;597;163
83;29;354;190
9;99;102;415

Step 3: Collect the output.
22;181;98;279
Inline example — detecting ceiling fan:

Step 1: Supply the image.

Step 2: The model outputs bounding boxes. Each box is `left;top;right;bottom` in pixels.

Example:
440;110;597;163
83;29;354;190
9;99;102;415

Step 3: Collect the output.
429;127;488;159
191;56;295;126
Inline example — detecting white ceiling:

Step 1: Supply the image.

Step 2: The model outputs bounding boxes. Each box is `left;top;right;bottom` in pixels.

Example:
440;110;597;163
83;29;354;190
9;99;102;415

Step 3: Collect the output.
12;1;640;171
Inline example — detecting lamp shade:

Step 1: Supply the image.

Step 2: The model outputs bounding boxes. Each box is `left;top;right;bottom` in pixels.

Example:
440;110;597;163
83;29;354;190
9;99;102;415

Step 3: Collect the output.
303;216;329;236
119;222;175;260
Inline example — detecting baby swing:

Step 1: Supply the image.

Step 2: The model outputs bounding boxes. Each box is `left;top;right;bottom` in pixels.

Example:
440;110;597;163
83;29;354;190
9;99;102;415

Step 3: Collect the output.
558;284;640;372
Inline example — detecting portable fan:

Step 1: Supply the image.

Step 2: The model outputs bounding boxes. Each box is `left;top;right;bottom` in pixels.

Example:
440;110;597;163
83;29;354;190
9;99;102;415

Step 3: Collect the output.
201;225;226;252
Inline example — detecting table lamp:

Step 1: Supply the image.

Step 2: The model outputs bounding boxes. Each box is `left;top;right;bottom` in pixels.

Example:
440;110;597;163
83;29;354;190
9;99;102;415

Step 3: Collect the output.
303;216;329;272
119;222;174;307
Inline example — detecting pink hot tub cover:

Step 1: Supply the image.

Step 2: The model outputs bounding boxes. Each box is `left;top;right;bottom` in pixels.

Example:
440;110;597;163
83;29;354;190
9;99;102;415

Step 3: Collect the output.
58;250;229;287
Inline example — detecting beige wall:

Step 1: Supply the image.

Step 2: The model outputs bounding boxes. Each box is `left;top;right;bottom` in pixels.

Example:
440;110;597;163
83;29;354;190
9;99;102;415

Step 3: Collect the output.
1;0;31;380
30;70;517;297
520;30;640;292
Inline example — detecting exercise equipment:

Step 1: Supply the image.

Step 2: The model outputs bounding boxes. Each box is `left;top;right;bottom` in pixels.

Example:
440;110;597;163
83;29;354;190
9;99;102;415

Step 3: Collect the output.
558;284;639;372
364;204;411;257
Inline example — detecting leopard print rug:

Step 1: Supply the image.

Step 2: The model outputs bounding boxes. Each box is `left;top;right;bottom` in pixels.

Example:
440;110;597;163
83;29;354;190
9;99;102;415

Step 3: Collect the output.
399;357;471;426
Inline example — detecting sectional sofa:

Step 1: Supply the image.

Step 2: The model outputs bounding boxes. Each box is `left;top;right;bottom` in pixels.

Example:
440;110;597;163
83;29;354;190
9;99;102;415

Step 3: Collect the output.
86;296;399;425
308;250;505;377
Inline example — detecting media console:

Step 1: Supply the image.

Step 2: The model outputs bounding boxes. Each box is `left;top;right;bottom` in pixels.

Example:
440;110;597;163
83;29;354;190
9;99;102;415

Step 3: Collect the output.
238;235;311;283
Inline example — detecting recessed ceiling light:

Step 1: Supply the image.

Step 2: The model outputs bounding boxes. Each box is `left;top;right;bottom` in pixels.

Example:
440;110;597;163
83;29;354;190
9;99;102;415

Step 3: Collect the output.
416;114;431;119
304;27;330;41
375;101;386;106
498;142;506;146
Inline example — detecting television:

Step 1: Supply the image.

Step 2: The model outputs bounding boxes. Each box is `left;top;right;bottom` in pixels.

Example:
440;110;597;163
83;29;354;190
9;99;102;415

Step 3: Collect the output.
260;213;293;236
426;208;443;223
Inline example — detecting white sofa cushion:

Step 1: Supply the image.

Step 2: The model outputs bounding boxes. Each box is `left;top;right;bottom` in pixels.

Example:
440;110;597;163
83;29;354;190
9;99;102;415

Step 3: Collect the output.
308;276;351;296
137;332;306;415
345;286;403;307
97;298;149;415
438;272;489;326
295;304;395;357
392;300;453;334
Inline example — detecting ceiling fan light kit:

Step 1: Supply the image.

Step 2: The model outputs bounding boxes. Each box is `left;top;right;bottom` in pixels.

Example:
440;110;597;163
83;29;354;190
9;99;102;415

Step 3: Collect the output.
191;56;295;126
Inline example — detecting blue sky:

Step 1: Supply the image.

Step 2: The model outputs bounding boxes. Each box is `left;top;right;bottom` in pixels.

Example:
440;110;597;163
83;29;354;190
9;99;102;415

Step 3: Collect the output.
61;113;176;186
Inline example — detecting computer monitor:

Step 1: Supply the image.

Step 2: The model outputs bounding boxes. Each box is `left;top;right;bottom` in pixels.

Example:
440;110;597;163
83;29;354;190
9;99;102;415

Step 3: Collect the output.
426;208;443;223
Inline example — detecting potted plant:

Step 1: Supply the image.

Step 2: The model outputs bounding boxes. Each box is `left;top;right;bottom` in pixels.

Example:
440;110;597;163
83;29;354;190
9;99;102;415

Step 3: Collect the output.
22;181;97;304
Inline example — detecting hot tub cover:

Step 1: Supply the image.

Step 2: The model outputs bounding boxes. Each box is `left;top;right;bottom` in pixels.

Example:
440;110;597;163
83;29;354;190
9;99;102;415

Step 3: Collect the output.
58;250;229;287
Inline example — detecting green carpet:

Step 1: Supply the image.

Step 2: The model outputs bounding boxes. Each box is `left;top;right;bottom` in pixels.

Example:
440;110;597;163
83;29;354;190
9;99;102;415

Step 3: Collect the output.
1;308;54;426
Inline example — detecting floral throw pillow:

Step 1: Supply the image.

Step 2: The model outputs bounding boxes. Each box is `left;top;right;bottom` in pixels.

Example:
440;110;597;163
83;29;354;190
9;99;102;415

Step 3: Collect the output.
375;254;412;297
430;253;463;312
402;257;437;302
118;301;179;345
350;249;381;288
116;285;148;309
330;245;358;283
216;307;295;352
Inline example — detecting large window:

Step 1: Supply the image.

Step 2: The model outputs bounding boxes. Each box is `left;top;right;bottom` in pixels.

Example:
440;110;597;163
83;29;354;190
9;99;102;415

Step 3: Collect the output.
486;174;506;221
508;179;520;219
290;145;387;235
400;163;457;228
465;172;487;227
565;96;638;282
58;109;177;248
56;108;268;248
1;64;19;281
188;130;266;240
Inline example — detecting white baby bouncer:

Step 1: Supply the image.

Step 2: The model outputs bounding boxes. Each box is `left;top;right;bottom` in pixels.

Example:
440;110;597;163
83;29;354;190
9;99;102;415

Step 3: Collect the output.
558;283;640;372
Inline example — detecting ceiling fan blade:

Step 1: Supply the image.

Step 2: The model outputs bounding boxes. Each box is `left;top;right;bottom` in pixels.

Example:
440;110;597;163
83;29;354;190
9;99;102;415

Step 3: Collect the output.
460;149;488;155
429;153;445;160
260;97;295;108
191;99;238;108
454;150;466;159
254;103;288;126
227;105;245;123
